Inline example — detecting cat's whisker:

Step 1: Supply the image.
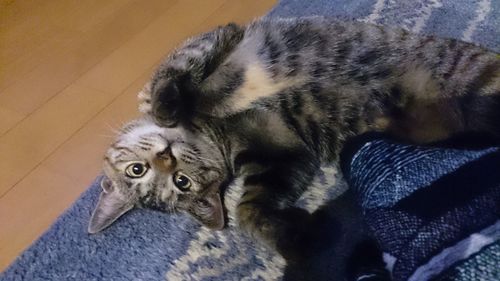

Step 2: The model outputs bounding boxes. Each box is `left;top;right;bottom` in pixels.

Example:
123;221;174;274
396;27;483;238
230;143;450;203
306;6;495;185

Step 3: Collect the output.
188;154;221;165
181;147;222;165
104;122;122;135
97;133;116;139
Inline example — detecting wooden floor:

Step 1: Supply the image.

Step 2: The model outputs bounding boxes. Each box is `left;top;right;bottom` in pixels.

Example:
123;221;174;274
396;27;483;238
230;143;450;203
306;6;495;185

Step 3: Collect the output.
0;0;276;271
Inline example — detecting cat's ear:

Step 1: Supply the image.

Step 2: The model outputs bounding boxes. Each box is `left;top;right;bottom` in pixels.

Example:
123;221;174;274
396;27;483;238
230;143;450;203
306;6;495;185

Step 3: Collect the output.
100;177;113;193
88;180;134;233
190;191;225;230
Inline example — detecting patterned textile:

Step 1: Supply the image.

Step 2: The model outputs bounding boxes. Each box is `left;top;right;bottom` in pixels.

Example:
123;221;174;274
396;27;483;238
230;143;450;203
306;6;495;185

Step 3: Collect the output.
1;0;499;280
343;138;500;280
268;0;500;52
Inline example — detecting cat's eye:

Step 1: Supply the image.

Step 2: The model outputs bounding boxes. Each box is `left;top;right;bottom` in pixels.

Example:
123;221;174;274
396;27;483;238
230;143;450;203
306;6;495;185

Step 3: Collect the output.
173;172;192;191
125;163;148;178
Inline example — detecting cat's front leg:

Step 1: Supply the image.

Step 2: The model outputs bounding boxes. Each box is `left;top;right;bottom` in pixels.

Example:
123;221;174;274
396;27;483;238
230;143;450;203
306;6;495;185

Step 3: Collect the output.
233;149;321;261
141;23;244;127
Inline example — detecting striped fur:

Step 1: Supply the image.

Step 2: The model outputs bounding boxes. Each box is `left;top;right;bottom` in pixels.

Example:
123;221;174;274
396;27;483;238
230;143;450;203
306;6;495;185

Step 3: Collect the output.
143;17;500;145
94;17;499;273
140;17;499;256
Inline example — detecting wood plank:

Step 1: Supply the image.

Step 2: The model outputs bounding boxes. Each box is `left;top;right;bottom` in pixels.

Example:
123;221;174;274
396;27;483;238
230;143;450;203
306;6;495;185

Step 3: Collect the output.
0;0;134;76
204;0;277;26
0;84;114;196
75;0;227;94
0;165;79;270
1;0;67;67
0;0;177;116
0;28;77;91
0;105;25;136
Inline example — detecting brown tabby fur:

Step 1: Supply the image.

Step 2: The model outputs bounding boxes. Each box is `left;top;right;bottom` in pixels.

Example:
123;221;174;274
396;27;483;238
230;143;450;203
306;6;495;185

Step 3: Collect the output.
91;17;500;263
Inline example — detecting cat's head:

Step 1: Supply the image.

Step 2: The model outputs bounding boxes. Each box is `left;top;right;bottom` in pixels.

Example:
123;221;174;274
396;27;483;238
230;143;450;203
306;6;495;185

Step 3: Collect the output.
88;116;227;233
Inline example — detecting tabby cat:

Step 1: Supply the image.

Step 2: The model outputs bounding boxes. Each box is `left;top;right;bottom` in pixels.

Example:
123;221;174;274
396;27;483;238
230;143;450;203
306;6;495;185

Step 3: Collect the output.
89;17;499;261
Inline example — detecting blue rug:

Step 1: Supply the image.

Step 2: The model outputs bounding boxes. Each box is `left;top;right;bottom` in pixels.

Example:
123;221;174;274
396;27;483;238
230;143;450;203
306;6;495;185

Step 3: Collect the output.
269;0;500;52
2;1;499;280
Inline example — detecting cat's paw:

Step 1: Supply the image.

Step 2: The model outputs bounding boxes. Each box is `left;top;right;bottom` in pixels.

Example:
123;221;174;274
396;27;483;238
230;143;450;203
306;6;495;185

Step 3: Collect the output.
137;78;184;127
150;77;184;127
143;70;200;127
139;79;183;128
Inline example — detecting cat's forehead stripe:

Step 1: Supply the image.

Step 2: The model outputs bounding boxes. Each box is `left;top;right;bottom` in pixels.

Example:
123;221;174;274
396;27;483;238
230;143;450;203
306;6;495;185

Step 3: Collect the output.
103;156;120;172
110;144;139;157
123;123;163;139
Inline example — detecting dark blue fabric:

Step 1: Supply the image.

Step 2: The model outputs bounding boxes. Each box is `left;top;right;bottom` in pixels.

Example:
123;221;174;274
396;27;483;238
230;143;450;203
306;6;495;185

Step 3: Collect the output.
344;139;500;280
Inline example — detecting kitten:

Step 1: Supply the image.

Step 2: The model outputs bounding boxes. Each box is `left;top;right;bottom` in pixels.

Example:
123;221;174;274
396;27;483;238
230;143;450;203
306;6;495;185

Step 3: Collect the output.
90;17;499;261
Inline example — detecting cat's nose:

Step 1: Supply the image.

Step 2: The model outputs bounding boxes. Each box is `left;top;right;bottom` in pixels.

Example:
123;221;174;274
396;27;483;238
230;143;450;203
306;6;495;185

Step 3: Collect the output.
157;146;174;160
155;146;176;170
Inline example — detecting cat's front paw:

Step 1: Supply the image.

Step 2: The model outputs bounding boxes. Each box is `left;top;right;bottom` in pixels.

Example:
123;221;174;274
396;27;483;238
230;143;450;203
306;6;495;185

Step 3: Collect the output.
138;80;182;127
148;73;200;127
150;78;184;127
